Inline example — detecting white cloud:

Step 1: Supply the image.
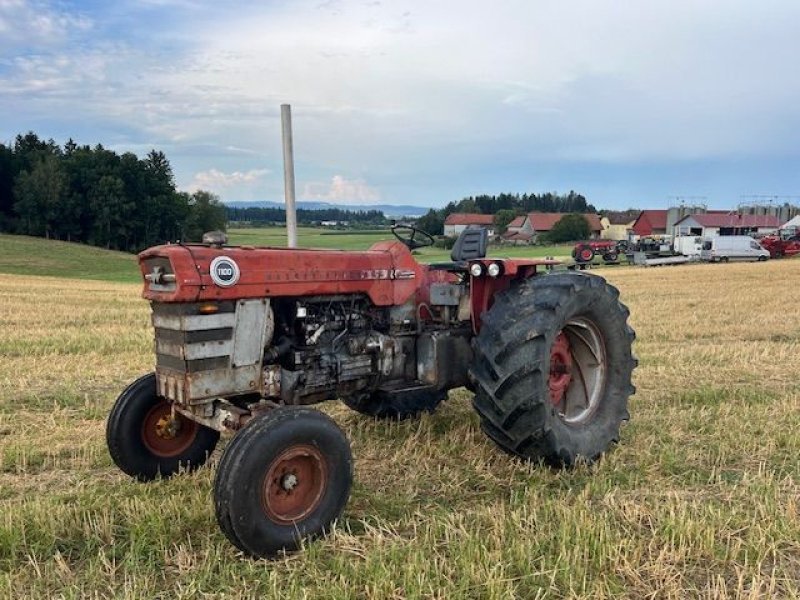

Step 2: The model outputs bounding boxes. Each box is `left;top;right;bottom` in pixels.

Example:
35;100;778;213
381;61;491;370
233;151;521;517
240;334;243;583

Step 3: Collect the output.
0;0;91;49
3;0;800;205
187;168;269;194
302;175;381;203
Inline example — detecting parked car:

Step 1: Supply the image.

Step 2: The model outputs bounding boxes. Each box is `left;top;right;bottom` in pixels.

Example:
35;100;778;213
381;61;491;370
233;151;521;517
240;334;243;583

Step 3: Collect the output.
700;236;770;262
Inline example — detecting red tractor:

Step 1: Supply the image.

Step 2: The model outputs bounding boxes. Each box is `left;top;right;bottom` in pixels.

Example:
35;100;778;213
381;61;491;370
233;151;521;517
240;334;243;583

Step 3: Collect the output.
106;225;636;558
759;231;800;259
572;240;628;264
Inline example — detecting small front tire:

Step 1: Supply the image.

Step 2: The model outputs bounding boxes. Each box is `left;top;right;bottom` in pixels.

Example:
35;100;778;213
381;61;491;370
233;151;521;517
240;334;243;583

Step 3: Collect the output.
214;407;353;558
106;372;220;481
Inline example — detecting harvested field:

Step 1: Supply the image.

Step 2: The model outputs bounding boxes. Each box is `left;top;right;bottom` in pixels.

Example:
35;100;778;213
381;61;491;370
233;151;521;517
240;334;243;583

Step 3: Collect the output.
1;259;799;598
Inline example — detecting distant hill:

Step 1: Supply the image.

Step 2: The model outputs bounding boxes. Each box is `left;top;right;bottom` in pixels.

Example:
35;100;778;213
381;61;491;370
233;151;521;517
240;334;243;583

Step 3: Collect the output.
224;200;429;218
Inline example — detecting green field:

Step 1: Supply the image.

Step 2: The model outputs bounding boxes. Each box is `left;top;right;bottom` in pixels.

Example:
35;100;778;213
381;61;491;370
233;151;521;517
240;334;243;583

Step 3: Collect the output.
0;234;140;282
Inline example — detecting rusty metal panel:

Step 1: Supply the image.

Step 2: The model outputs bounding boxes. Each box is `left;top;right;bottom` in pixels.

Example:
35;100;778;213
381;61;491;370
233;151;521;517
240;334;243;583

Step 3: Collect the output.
155;338;232;360
231;299;269;368
153;312;236;331
185;365;262;403
429;283;465;306
416;330;472;390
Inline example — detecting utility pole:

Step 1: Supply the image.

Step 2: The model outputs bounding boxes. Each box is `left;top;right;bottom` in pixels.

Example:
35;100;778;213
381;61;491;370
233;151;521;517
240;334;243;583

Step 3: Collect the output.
281;104;298;248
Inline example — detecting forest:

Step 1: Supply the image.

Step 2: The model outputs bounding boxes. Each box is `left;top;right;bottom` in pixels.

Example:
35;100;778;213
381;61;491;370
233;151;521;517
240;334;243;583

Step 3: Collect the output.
0;132;226;253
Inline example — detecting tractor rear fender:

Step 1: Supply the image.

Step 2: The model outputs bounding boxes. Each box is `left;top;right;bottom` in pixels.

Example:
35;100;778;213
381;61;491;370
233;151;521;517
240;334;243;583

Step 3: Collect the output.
467;258;557;333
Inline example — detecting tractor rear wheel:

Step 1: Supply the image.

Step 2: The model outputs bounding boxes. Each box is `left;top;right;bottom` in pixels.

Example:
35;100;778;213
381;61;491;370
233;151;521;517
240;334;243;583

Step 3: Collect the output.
106;372;220;481
214;407;352;558
341;388;446;419
470;272;636;466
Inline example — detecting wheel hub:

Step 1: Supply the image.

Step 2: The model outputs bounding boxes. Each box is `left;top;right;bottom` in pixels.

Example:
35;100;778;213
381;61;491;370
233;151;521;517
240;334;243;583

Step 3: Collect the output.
155;414;180;439
262;445;327;524
549;332;573;406
141;401;199;457
549;318;608;425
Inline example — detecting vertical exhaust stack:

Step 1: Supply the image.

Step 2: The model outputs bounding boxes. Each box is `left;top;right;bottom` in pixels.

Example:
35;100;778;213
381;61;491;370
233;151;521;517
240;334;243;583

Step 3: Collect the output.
281;104;298;248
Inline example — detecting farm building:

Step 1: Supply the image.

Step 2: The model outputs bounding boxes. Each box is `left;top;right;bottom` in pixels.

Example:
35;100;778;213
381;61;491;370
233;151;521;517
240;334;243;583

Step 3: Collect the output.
600;210;638;241
782;215;800;234
631;210;669;238
674;213;781;237
500;212;602;243
443;213;495;237
631;206;732;238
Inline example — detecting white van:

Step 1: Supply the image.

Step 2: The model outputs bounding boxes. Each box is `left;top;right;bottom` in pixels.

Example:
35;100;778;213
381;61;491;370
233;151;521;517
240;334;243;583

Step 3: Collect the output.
700;235;770;262
673;235;703;257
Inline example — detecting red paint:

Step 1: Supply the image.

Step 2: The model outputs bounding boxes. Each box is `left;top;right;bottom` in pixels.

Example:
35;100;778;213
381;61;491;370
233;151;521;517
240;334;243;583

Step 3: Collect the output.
549;331;572;407
140;242;555;332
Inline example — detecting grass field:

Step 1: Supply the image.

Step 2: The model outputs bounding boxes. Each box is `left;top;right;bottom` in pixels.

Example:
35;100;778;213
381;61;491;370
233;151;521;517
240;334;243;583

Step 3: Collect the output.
0;234;140;283
1;240;799;598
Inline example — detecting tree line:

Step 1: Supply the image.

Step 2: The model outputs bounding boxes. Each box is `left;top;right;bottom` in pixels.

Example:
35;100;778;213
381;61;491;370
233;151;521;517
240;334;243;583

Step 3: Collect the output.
415;191;596;235
0;132;227;253
227;206;387;226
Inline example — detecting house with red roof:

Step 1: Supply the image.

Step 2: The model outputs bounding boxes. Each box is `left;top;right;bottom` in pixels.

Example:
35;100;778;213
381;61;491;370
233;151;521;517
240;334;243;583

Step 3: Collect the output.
443;213;495;237
630;210;669;237
674;213;781;237
501;212;603;243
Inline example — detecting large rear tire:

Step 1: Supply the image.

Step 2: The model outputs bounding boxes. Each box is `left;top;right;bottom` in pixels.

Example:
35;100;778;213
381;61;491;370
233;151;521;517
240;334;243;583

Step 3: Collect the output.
470;272;636;466
341;388;446;419
106;372;220;481
214;407;352;558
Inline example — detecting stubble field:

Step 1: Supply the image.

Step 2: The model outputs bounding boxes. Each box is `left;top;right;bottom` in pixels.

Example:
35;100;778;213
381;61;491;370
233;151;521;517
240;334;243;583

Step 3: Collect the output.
1;251;799;598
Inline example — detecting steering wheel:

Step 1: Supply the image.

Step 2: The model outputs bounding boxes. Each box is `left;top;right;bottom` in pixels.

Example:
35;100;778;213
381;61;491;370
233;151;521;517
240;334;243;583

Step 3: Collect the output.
391;224;435;250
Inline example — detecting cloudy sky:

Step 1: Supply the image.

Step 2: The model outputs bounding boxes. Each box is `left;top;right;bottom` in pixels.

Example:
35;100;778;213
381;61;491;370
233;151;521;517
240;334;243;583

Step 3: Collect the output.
2;0;799;209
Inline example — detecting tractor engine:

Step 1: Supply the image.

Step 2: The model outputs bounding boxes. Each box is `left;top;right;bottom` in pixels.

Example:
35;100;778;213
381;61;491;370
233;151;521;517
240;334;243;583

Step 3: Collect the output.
268;295;413;404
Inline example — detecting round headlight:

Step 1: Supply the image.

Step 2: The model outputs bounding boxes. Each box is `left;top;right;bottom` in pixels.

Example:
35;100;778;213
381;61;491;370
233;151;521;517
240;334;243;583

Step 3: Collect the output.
487;262;502;277
469;263;484;277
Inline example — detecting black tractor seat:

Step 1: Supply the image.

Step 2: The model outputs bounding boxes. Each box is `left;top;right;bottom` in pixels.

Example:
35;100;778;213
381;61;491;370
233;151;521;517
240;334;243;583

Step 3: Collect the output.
428;227;488;271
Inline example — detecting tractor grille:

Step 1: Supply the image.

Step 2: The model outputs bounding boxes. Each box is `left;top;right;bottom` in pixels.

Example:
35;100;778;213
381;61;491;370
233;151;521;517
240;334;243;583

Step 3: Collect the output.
151;300;270;404
153;301;236;373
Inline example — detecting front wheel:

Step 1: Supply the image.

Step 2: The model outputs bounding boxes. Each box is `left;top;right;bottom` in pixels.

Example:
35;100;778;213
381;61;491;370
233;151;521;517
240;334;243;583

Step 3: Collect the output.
470;272;636;466
214;407;352;558
106;373;220;481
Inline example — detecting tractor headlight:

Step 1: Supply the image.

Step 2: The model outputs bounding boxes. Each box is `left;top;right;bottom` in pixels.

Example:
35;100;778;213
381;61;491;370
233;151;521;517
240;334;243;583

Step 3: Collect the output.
469;263;485;277
487;262;503;277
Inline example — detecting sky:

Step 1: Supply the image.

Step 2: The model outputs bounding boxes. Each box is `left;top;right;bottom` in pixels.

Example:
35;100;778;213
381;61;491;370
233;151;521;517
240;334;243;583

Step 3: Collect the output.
2;0;800;210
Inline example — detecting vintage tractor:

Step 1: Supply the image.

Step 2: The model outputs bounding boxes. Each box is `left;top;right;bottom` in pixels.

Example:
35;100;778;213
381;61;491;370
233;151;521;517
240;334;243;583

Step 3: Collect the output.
106;225;636;558
572;239;628;264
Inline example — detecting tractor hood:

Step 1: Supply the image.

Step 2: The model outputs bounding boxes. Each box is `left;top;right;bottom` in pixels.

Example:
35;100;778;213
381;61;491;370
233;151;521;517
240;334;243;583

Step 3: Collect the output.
138;241;424;306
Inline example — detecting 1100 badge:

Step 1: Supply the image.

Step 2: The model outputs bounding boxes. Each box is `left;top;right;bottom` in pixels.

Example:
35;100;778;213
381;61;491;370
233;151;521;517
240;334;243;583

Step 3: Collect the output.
209;256;241;287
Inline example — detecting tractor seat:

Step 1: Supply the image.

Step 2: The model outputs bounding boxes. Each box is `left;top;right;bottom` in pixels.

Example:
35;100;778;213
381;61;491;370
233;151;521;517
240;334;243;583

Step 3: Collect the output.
428;227;488;271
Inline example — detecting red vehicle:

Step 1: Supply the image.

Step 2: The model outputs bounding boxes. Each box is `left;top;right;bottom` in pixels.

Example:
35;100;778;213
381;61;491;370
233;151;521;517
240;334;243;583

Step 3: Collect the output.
759;231;800;258
572;240;627;264
106;225;636;558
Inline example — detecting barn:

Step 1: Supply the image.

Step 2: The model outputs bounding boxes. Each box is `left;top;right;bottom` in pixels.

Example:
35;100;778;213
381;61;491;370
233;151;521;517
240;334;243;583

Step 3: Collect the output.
674;213;781;237
443;213;495;237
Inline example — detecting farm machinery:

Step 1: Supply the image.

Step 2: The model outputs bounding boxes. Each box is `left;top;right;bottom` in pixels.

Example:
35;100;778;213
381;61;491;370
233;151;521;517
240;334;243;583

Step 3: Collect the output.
759;230;800;259
572;239;628;265
106;225;636;558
